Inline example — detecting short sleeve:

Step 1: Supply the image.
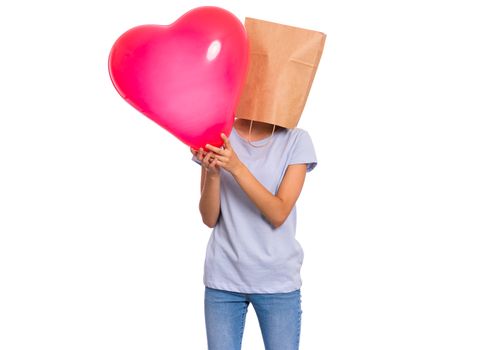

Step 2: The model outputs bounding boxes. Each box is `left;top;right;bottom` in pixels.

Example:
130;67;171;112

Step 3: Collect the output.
288;129;317;172
191;154;202;166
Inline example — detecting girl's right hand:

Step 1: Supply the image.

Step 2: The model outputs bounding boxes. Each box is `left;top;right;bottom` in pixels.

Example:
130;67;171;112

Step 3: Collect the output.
190;147;220;177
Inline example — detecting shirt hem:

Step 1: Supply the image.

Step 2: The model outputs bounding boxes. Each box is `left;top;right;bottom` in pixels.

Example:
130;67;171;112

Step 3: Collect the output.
204;280;302;294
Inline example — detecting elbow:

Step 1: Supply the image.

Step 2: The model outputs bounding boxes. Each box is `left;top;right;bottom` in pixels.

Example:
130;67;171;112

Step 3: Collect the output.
270;205;293;229
271;219;285;229
199;204;219;228
200;210;217;228
270;213;288;229
202;217;218;228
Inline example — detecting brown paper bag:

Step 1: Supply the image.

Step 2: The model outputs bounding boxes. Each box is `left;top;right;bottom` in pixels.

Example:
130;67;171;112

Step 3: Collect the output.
235;18;326;128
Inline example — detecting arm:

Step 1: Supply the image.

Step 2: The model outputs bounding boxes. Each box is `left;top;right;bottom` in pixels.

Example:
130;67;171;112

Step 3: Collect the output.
232;163;307;228
192;148;221;228
206;134;307;229
199;168;221;228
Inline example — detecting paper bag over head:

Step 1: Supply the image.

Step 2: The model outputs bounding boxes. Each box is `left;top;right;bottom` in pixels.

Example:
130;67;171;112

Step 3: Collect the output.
235;17;326;129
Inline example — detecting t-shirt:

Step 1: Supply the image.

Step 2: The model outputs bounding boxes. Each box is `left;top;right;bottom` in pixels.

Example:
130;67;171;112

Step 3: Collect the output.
192;125;317;293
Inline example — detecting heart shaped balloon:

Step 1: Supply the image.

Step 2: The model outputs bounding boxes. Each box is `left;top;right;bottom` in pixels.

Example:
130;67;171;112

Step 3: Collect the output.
108;7;249;150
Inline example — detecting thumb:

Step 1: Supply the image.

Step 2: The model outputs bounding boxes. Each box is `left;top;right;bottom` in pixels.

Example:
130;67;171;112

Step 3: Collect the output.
221;133;232;149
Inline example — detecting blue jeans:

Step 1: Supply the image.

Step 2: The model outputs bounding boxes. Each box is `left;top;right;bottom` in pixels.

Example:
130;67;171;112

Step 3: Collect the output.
204;287;302;350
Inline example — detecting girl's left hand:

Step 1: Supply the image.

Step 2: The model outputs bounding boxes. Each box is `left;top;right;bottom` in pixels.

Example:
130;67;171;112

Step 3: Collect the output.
205;133;244;175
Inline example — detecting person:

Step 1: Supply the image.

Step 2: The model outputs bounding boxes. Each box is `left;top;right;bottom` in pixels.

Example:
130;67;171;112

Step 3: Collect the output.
190;116;317;350
190;15;325;350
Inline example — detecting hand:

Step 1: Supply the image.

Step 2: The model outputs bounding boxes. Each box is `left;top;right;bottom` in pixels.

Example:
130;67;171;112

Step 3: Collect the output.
205;133;244;176
190;147;220;177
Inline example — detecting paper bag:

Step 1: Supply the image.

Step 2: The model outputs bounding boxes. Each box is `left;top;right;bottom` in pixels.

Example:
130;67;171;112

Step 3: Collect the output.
235;18;326;128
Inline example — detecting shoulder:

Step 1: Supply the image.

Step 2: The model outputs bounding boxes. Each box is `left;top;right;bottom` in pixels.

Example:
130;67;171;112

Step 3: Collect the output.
284;127;312;144
285;127;309;136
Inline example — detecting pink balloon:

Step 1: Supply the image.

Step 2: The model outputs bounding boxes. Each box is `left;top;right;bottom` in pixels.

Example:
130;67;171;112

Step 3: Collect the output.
108;7;249;150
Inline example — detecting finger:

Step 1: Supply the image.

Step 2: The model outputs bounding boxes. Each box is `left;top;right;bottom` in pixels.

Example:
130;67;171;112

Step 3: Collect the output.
201;155;209;168
206;152;218;164
210;153;219;163
205;144;224;155
203;151;213;163
210;158;219;168
221;133;232;149
212;154;226;162
198;148;204;161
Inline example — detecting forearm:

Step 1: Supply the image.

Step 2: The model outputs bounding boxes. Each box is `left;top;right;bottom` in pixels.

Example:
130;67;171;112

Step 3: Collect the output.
199;172;221;228
231;164;285;228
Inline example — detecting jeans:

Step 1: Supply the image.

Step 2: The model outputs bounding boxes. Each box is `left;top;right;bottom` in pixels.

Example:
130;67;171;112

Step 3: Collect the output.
204;287;302;350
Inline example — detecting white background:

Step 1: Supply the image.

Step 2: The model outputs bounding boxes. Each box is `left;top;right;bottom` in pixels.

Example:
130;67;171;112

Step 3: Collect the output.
1;0;489;349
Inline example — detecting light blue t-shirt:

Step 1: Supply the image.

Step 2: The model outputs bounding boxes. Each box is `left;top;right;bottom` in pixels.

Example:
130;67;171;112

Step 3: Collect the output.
192;125;317;293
